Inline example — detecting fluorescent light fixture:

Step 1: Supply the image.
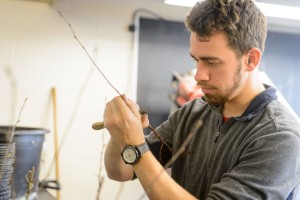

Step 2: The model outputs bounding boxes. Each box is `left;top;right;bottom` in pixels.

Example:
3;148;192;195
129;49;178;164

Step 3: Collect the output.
256;3;300;21
164;0;201;7
164;0;300;21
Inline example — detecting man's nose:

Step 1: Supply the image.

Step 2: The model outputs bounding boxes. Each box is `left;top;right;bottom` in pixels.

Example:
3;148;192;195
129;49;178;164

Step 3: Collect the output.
194;64;209;82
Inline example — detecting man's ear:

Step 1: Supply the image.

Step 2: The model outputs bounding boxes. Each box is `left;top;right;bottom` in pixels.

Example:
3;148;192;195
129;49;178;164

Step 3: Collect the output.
245;48;261;71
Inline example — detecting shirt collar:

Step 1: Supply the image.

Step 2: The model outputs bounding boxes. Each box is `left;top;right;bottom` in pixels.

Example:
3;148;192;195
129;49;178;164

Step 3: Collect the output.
235;84;278;121
204;84;278;121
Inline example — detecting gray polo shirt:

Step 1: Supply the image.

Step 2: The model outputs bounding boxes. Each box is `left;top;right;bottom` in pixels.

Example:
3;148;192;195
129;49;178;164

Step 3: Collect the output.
146;85;300;200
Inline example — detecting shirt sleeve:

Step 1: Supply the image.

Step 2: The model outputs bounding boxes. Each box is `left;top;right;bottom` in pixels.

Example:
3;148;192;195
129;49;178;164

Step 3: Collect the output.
206;130;300;200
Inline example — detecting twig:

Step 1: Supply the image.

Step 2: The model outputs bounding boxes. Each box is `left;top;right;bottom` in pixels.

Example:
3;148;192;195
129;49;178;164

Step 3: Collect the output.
0;97;28;180
8;97;28;143
25;166;35;200
148;125;172;152
44;63;95;179
95;129;107;200
147;124;174;162
4;66;17;125
137;120;203;200
115;182;125;200
57;10;122;96
57;9;178;200
96;177;105;199
58;10;172;158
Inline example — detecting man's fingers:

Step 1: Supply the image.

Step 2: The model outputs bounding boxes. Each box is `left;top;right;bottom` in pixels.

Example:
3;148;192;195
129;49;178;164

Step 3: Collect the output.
104;95;147;130
110;96;132;117
141;114;149;128
121;94;141;119
103;101;113;129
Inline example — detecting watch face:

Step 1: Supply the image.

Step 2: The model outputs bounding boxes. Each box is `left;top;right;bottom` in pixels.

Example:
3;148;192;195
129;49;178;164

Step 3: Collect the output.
122;147;138;164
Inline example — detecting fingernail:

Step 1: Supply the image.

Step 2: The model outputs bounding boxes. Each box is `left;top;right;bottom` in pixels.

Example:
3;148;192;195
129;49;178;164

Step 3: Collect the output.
122;94;127;101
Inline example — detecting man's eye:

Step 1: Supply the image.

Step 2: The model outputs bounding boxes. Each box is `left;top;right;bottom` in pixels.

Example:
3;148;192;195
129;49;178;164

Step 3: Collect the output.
207;60;218;65
192;57;198;62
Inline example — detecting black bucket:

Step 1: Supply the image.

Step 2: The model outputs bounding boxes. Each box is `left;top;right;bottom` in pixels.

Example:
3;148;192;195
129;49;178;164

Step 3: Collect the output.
0;126;49;199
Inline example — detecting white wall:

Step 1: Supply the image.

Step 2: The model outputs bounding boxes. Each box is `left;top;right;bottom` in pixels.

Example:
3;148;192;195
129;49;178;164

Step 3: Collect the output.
0;0;190;199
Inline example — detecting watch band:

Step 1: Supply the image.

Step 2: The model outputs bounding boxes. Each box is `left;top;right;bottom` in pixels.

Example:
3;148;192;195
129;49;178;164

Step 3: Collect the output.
136;142;149;156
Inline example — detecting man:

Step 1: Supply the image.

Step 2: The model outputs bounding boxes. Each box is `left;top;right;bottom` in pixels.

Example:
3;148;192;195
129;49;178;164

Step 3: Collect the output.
104;0;300;199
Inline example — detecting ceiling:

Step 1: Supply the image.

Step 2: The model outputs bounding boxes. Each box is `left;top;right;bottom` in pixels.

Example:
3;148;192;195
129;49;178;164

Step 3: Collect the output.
50;0;300;6
48;0;300;34
65;0;300;7
48;0;300;10
255;0;300;7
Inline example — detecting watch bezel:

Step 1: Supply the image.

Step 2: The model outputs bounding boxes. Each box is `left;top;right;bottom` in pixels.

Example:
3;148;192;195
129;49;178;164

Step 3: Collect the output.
121;145;140;164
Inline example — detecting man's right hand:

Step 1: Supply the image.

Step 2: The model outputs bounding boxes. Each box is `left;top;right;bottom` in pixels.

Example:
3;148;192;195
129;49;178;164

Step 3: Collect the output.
104;94;147;149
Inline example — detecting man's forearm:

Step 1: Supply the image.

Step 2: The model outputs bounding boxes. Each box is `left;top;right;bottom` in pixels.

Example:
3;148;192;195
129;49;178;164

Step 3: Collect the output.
104;139;134;181
134;152;197;200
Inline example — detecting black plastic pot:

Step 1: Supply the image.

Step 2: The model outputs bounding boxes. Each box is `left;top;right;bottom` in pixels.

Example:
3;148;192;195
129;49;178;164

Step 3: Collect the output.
0;126;49;199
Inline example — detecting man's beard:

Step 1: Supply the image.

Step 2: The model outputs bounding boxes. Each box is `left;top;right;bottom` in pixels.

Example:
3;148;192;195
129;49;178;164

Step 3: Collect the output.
199;63;242;106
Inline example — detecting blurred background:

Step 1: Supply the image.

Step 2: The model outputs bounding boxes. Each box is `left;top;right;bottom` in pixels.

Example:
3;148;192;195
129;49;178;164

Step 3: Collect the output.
0;0;300;199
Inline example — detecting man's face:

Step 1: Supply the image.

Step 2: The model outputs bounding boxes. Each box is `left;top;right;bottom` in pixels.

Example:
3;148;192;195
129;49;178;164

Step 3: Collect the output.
190;31;245;106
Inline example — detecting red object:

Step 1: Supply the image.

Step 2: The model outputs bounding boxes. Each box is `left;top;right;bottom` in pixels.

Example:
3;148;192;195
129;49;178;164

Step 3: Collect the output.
176;80;204;106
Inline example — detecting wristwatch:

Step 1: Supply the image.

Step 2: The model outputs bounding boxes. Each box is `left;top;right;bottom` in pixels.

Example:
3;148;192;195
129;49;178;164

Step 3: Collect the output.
121;142;149;165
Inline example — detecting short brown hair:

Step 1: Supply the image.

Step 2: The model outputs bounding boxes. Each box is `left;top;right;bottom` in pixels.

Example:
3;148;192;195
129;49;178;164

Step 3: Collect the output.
185;0;267;57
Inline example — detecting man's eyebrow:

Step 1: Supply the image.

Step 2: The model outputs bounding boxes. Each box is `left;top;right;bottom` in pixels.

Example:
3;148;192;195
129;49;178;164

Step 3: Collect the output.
190;53;197;59
190;53;220;61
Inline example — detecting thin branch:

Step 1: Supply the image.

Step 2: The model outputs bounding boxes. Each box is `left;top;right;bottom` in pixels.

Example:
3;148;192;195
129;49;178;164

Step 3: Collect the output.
8;97;28;143
44;49;96;179
115;182;125;200
95;130;107;200
58;10;172;159
0;97;28;179
25;166;35;200
147;124;174;163
148;125;172;152
57;10;122;96
57;9;180;200
4;66;17;125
